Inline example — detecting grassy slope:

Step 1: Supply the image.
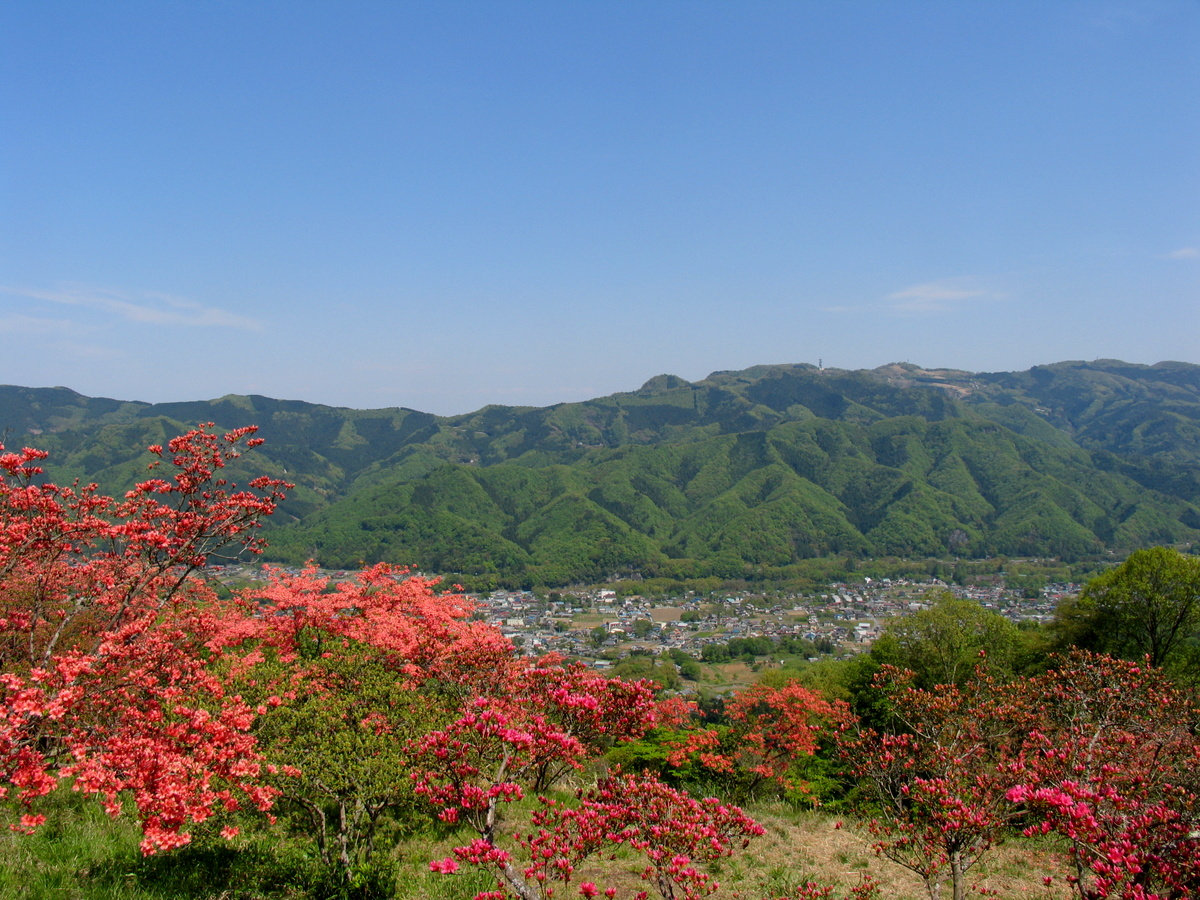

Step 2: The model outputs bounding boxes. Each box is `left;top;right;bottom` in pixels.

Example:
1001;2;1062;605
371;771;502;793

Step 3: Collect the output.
0;794;1072;900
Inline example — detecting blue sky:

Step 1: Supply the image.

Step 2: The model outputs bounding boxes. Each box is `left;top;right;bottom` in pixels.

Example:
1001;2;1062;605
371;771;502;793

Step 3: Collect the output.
2;1;1197;415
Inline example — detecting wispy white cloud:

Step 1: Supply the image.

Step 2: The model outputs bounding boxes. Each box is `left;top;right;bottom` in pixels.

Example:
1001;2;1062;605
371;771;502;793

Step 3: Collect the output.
0;285;263;330
1164;247;1199;260
0;313;78;335
886;279;993;314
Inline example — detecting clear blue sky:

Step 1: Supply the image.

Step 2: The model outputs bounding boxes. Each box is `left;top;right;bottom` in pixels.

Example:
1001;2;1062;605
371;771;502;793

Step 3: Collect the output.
2;1;1197;415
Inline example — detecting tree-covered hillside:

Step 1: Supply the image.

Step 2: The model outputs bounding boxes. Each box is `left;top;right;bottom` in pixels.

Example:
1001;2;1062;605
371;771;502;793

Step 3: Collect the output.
3;359;1198;584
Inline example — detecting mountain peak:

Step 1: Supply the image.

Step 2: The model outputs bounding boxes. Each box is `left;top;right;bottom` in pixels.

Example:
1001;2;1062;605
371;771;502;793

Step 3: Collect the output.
637;374;692;394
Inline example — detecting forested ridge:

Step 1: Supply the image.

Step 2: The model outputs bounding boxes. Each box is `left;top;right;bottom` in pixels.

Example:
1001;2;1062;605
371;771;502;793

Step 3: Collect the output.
3;359;1198;585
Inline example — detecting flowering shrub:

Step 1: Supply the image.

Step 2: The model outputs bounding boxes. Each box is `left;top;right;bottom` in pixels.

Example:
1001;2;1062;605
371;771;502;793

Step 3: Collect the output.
212;560;517;883
0;426;289;852
407;646;754;900
844;651;1200;900
524;769;764;900
1005;651;1200;899
422;766;763;900
839;662;1026;900
667;681;850;800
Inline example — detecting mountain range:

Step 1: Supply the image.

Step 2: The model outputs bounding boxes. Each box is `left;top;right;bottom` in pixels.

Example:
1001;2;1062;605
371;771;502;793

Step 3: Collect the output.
3;359;1198;587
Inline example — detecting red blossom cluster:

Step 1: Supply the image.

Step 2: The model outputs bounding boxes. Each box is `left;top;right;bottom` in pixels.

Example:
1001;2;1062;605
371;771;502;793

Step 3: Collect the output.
0;426;289;852
1005;652;1200;899
840;663;1024;899
409;656;675;899
844;652;1200;900
668;681;850;797
524;770;764;900
423;765;763;900
217;561;513;686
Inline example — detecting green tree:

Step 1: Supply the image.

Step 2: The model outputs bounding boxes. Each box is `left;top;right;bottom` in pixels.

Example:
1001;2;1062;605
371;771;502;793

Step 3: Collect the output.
247;636;445;886
668;648;702;681
1062;547;1200;675
701;643;731;663
871;592;1021;688
610;655;681;692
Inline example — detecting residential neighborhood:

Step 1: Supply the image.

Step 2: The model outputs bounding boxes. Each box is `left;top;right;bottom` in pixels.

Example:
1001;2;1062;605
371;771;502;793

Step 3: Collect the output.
470;577;1075;664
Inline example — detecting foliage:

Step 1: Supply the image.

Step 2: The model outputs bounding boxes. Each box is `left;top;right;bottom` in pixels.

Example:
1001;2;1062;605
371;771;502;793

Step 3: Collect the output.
869;593;1023;688
668;682;851;802
610;655;682;692
0;425;289;852
1058;547;1200;677
238;639;434;880
840;663;1027;900
1005;651;1200;899
9;359;1200;588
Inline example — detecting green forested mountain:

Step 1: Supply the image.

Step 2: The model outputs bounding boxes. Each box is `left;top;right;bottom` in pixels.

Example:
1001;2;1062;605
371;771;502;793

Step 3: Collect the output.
3;359;1199;585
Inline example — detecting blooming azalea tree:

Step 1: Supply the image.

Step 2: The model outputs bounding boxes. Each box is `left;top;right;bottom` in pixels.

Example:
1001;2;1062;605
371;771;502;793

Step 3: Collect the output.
425;768;763;900
843;650;1200;899
839;662;1029;900
521;769;764;900
0;425;289;852
218;561;513;689
214;562;515;885
667;681;851;801
516;656;682;791
410;653;718;900
1005;651;1200;899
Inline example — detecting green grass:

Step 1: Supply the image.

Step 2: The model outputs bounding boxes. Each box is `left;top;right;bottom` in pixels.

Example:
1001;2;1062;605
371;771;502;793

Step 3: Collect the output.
0;792;144;900
1;791;1074;900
